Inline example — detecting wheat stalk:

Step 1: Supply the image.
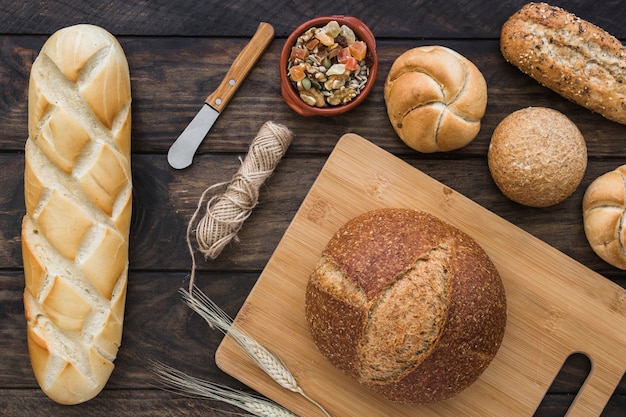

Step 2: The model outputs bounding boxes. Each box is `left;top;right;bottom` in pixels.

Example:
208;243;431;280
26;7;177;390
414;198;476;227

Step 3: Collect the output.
152;360;297;417
180;286;331;417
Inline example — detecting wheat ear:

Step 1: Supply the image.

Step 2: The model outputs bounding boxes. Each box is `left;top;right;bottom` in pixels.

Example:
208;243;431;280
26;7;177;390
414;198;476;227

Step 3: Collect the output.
181;286;331;417
152;360;297;417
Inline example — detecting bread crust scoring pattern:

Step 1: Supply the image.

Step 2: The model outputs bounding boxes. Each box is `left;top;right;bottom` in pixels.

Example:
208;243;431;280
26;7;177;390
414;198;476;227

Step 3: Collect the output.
583;165;626;270
22;24;132;405
305;208;507;404
384;46;487;153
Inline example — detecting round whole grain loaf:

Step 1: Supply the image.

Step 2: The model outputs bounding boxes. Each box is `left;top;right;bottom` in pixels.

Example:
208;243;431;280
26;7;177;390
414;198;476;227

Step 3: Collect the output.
304;208;507;404
488;107;587;207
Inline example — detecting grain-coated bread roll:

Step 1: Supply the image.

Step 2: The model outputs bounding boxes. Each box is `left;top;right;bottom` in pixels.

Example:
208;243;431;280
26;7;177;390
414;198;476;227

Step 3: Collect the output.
22;24;132;405
501;2;626;125
582;166;626;270
384;45;487;153
488;107;587;208
305;208;507;404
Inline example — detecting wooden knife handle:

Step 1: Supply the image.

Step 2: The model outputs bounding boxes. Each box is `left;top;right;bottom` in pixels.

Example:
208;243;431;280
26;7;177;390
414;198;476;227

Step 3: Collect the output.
205;22;274;112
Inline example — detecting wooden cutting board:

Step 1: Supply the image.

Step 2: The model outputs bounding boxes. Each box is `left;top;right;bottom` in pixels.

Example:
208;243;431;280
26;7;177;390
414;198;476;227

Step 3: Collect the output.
215;133;626;417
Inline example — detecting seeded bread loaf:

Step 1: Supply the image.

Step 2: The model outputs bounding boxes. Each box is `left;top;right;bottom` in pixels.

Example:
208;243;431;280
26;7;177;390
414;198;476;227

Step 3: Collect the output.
304;208;507;404
500;2;626;124
22;24;132;404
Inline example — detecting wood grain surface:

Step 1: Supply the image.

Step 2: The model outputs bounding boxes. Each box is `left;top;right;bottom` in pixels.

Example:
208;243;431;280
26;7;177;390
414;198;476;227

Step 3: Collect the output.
0;1;625;416
216;134;626;417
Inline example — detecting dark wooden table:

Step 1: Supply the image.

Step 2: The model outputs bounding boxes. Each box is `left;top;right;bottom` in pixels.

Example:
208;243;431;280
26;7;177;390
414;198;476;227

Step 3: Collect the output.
1;1;624;416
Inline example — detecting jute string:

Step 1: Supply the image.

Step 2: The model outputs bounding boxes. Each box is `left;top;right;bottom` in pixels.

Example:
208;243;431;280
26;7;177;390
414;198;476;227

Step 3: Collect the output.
186;121;293;290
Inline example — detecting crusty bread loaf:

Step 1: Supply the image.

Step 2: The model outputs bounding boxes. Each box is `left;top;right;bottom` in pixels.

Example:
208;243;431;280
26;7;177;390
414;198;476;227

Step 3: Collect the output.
501;2;626;125
384;46;487;153
22;24;132;405
488;107;587;208
305;208;507;404
582;166;626;270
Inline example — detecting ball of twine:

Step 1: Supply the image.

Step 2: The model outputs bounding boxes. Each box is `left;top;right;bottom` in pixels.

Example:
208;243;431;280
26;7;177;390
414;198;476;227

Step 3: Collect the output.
186;121;293;289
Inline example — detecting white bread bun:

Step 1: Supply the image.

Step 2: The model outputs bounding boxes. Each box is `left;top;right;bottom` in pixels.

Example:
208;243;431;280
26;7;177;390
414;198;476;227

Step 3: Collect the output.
305;208;507;404
583;166;626;269
22;24;132;404
384;45;487;153
488;107;587;208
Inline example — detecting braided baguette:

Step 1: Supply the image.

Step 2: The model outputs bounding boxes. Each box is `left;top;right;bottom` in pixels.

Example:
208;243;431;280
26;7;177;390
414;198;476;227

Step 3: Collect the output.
500;2;626;125
22;24;132;404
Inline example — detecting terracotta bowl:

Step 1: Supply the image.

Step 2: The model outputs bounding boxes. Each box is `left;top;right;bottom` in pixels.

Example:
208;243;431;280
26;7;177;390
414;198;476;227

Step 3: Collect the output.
280;15;378;117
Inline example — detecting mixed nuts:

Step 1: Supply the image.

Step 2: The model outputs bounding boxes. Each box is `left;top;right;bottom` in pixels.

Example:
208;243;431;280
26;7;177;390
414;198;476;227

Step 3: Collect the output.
287;20;373;108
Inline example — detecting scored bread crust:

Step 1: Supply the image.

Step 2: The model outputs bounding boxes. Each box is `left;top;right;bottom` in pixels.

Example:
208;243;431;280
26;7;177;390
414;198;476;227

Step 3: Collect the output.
500;2;626;125
582;165;626;270
384;46;487;153
22;24;132;405
305;208;507;404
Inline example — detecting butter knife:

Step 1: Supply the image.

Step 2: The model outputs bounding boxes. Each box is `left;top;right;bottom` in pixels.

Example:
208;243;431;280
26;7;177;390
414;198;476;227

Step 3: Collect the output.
167;22;275;169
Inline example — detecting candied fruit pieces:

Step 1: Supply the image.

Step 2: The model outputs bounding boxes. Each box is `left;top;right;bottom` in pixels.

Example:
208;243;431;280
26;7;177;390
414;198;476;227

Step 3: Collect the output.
289;64;306;82
287;20;373;108
315;30;335;47
340;24;356;45
349;41;367;61
338;47;352;63
344;57;359;71
289;47;307;62
323;20;342;37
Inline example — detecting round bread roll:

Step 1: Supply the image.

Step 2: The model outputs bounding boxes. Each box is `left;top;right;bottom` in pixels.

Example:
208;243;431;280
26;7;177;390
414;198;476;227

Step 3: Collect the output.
384;45;487;153
488;107;587;207
582;166;626;269
305;208;507;404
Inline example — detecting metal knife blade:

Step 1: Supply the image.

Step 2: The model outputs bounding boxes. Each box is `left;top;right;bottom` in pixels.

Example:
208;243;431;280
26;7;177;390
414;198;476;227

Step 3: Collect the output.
167;104;219;169
167;22;275;169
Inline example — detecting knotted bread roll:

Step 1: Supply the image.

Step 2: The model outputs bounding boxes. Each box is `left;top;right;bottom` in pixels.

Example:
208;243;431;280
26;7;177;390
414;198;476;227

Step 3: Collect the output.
22;24;132;404
583;166;626;270
384;46;487;153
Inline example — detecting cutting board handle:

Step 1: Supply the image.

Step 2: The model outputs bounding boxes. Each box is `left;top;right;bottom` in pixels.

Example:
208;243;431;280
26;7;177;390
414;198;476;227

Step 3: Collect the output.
564;357;624;417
